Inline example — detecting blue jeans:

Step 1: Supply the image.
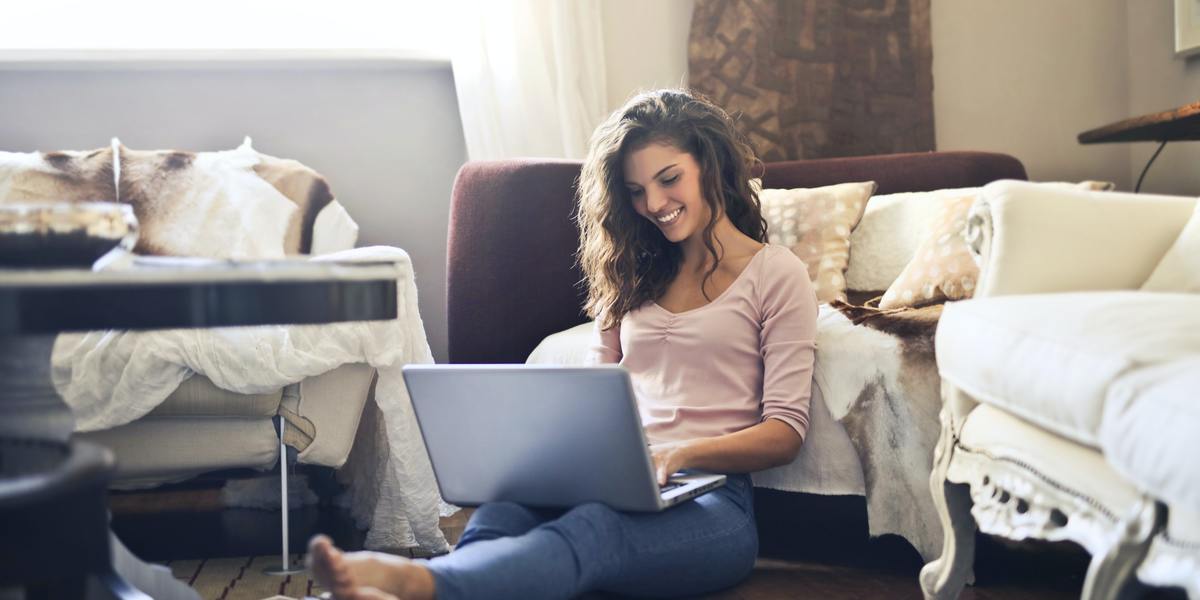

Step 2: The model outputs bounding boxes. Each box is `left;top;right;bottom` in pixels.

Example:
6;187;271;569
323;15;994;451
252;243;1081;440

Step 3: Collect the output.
425;474;757;600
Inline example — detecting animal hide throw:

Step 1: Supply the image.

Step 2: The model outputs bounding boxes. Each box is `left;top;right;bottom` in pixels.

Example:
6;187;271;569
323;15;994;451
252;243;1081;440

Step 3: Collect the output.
812;300;945;562
0;138;335;257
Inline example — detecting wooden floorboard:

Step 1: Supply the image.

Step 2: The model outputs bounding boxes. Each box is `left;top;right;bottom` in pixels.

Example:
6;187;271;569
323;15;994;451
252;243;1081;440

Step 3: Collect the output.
111;480;1186;599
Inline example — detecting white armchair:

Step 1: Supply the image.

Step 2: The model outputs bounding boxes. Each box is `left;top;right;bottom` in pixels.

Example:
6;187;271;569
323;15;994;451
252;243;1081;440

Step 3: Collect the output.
920;180;1200;599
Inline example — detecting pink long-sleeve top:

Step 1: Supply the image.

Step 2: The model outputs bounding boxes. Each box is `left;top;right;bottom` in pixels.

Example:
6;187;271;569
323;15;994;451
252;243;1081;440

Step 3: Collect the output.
588;244;818;445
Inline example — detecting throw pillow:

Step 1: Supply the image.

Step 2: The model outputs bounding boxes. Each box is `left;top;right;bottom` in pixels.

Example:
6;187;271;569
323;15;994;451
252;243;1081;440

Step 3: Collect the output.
1141;201;1200;292
878;192;978;308
755;180;877;303
845;187;978;293
878;180;1116;309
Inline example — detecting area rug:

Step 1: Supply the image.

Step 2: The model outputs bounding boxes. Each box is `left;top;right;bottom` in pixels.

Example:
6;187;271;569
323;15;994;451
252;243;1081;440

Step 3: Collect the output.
167;555;322;600
165;511;468;600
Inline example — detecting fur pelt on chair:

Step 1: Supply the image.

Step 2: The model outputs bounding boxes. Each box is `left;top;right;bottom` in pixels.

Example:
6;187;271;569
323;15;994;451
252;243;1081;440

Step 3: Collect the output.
0;139;334;256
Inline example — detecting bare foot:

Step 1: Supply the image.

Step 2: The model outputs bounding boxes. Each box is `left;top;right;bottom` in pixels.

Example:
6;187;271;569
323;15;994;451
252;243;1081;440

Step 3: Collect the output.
307;535;436;600
349;587;401;600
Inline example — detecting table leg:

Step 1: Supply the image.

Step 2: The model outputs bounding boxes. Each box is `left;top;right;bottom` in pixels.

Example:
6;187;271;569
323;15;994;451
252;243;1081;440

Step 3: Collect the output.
0;335;74;441
0;335;195;599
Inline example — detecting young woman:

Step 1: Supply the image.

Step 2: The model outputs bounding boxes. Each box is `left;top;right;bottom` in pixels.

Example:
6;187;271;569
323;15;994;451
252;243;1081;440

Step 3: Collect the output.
308;89;819;600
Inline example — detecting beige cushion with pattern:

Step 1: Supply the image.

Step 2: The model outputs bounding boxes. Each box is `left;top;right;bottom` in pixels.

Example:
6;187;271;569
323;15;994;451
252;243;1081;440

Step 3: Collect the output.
880;181;1116;309
756;180;876;303
879;193;978;308
845;187;975;293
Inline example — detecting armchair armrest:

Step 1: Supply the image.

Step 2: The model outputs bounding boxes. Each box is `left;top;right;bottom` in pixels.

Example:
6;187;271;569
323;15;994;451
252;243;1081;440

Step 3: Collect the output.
967;180;1196;298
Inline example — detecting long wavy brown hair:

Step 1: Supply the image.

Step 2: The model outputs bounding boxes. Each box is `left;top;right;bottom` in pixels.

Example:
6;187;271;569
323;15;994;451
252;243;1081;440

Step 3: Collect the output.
576;89;767;331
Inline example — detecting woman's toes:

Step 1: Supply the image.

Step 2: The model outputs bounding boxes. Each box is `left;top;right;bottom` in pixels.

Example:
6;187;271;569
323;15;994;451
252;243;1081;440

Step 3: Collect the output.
307;535;356;598
350;586;402;600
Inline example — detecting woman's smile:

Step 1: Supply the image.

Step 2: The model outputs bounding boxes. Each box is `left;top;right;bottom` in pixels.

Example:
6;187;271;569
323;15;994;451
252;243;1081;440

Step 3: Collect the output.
656;207;684;225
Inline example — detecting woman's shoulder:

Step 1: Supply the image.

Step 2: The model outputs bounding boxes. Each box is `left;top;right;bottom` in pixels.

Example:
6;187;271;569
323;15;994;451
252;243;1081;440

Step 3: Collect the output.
756;244;814;293
759;243;807;273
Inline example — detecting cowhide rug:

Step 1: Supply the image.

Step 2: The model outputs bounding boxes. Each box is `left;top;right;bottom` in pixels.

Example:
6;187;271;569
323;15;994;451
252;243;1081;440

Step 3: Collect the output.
817;299;945;563
0;138;334;257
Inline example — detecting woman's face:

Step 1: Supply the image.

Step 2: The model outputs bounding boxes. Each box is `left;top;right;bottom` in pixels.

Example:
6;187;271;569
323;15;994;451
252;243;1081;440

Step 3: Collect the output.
622;143;712;245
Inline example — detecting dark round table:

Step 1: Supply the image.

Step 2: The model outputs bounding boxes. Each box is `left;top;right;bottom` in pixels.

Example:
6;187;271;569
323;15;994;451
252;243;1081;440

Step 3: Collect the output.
0;257;400;599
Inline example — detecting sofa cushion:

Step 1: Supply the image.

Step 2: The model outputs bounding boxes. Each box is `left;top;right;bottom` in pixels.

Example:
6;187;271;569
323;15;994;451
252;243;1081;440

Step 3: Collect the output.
956;403;1143;520
879;193;978;308
147;374;281;418
756;180;876;303
1141;201;1200;293
78;417;279;486
287;363;376;468
937;291;1200;447
1100;357;1200;510
845;187;972;293
526;321;594;366
876;181;1114;309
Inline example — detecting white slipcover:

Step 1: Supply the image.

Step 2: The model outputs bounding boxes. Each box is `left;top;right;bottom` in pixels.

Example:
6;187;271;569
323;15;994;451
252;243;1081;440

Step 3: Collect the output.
937;291;1200;448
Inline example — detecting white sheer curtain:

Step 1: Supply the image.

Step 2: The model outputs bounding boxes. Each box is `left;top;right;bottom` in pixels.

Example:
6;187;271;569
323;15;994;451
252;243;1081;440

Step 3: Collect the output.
450;0;608;160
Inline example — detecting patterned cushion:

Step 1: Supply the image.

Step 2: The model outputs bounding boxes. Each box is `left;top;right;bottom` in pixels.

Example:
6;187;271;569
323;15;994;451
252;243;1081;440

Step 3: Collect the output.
880;180;1115;309
756;180;876;303
879;193;978;309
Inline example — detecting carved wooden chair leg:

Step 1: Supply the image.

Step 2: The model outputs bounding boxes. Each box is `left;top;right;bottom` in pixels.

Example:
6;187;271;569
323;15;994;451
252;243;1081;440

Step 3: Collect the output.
920;420;976;600
1080;500;1162;600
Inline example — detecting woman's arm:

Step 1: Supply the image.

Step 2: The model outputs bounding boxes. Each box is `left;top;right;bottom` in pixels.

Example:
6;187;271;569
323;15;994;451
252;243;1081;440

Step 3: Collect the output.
650;418;802;485
587;318;622;364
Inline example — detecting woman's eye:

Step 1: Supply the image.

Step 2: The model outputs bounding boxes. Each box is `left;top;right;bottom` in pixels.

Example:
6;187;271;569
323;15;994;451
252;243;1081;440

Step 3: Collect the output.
661;175;679;185
628;188;643;198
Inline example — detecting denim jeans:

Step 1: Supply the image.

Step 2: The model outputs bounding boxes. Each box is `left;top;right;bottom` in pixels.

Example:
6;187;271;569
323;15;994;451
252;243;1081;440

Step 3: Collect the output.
425;474;757;600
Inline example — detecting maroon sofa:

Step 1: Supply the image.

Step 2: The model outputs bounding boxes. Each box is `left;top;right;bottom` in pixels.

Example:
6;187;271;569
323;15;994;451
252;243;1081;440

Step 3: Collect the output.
445;150;1028;558
446;151;1027;365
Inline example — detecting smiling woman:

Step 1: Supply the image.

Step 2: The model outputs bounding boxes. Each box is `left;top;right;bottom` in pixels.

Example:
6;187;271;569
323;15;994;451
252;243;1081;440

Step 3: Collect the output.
304;89;817;600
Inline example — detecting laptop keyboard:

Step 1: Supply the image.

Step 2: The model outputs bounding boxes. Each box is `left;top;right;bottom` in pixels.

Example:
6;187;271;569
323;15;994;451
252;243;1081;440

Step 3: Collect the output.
659;481;684;494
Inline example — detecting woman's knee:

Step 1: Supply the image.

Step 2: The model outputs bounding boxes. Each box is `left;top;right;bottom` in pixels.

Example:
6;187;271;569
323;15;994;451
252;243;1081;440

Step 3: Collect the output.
544;502;625;556
562;502;623;535
603;514;758;597
458;502;543;545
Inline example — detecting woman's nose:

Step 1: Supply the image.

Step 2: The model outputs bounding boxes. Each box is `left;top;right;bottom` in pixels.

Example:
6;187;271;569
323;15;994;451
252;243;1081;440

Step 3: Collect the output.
645;186;669;213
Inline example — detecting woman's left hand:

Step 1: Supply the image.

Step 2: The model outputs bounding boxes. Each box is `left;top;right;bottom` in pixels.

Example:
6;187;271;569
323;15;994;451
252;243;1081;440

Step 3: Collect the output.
649;441;695;486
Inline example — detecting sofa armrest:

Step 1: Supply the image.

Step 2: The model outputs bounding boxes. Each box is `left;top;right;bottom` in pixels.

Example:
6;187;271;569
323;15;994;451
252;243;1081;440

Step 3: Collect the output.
968;180;1196;298
281;363;375;468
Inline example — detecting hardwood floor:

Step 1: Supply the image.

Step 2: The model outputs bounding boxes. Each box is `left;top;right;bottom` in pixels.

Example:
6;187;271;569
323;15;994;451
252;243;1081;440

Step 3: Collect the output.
110;476;1185;599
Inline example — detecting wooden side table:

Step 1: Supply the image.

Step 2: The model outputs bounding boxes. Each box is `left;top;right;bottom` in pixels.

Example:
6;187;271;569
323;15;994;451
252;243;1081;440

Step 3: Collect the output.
0;258;399;599
1077;99;1200;192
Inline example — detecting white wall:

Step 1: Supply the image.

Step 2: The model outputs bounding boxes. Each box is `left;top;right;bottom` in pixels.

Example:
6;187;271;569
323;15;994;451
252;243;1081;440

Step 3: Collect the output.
931;0;1133;189
0;61;467;363
1126;0;1200;195
601;0;695;112
603;0;1158;191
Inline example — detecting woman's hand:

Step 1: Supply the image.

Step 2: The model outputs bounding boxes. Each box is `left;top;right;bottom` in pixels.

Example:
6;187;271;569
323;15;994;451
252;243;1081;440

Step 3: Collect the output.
650;441;696;486
647;420;803;483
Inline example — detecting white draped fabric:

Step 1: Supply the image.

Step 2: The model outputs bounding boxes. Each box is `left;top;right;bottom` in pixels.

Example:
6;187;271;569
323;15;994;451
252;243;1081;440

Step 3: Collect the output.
450;0;608;160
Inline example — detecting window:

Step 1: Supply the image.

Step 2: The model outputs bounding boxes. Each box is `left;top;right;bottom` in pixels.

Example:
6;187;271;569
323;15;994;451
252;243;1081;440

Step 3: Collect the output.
3;0;454;59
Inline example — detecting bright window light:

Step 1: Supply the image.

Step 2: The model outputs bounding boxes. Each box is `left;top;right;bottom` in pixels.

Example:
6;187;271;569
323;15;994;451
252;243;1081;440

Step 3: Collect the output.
2;0;455;56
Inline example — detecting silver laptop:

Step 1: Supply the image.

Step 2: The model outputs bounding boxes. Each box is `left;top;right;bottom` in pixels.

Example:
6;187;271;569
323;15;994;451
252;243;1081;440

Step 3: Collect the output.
402;364;726;512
